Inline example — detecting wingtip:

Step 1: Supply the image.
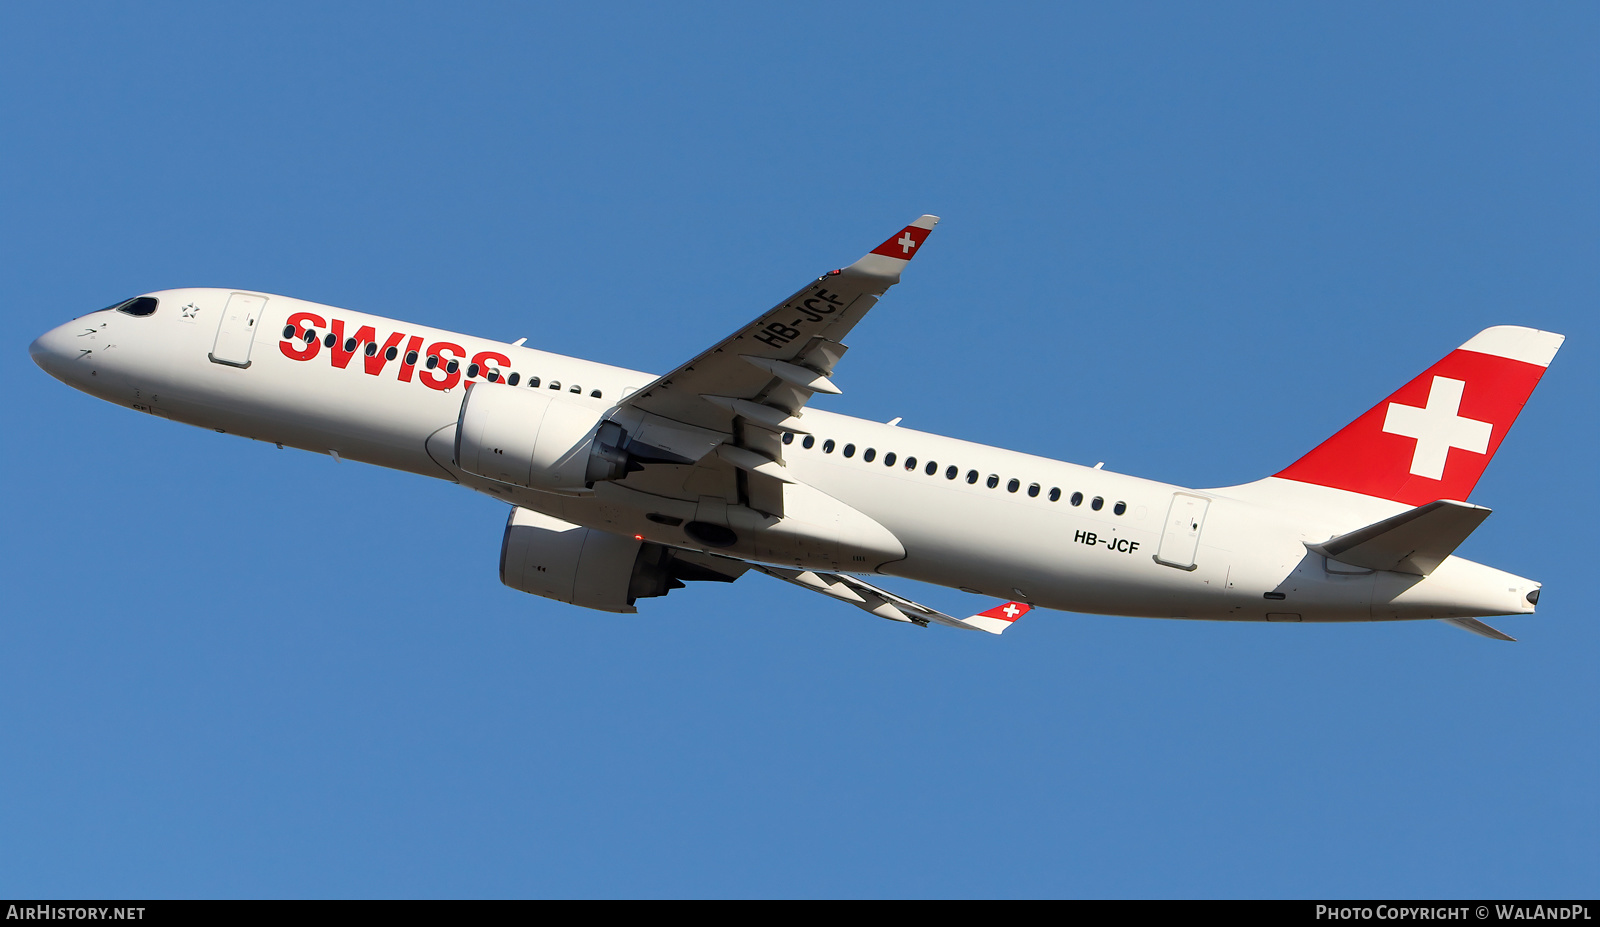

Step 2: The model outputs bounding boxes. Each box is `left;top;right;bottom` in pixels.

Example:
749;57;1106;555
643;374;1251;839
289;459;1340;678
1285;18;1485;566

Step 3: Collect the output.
861;217;939;266
962;601;1030;634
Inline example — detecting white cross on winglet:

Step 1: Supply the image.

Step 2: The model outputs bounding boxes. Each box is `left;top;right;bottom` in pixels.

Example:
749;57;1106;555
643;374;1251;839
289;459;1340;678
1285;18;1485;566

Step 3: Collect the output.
1381;376;1493;480
898;232;916;254
1003;603;1020;618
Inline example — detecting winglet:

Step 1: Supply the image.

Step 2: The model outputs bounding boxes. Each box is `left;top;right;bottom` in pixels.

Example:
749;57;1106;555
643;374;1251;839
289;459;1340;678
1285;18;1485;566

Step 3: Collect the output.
961;601;1030;635
846;215;940;280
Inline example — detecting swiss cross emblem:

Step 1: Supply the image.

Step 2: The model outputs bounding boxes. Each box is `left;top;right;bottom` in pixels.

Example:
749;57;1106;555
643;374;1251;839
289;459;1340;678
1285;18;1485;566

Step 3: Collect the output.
1381;376;1492;480
870;223;932;260
1002;603;1020;618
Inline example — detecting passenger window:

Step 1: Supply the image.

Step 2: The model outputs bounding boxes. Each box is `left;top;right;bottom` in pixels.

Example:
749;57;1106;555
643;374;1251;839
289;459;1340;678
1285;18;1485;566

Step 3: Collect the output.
507;372;520;386
570;385;581;393
1113;501;1127;516
884;452;896;467
364;342;378;357
528;377;540;388
591;390;602;398
467;363;480;378
426;355;439;369
325;334;337;348
1049;487;1061;502
803;435;815;449
1028;483;1040;497
487;370;500;383
282;324;296;339
344;338;358;352
987;474;999;489
115;297;159;317
387;346;399;361
1071;491;1083;506
848;445;860;459
405;351;419;366
304;330;317;344
549;381;560;390
966;470;979;484
823;439;835;453
906;457;917;471
1091;496;1104;511
945;465;957;480
782;433;794;445
925;461;937;476
1007;478;1020;493
446;359;460;374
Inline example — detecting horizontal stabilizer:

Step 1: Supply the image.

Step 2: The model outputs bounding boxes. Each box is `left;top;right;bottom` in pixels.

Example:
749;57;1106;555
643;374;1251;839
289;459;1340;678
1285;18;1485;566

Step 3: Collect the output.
1441;617;1517;642
1308;499;1491;576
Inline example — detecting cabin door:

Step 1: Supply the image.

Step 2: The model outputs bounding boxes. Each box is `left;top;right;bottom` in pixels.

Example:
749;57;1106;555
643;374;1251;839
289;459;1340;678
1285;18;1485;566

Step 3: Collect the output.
210;292;267;368
1154;493;1210;570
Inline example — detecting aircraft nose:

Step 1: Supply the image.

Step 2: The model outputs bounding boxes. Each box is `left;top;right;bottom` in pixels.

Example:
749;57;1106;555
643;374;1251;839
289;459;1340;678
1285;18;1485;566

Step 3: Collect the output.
30;323;76;380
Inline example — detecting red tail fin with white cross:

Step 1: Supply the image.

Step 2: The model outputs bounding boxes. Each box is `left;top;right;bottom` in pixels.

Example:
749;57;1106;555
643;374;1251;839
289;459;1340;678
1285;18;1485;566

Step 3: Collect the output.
1274;326;1564;506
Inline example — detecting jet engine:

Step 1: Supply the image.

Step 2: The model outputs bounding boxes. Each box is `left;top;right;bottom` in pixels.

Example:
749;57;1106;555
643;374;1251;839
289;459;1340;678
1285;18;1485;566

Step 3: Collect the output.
454;383;723;493
500;507;745;613
454;382;637;492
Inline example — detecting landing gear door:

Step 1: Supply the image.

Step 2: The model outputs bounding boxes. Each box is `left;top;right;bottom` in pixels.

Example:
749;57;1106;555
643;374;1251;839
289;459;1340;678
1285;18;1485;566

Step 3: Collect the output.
1155;492;1210;571
209;292;267;368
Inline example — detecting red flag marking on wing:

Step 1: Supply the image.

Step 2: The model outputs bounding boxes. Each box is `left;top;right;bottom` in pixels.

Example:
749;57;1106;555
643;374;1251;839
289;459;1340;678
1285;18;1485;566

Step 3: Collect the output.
870;225;932;259
978;602;1030;623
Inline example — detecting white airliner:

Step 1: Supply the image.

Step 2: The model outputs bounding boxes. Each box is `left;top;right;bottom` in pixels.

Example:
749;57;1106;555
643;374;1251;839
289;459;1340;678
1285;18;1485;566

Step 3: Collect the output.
30;217;1564;640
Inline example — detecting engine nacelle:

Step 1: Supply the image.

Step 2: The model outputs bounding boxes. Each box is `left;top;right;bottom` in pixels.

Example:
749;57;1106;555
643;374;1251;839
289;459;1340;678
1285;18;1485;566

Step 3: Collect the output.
500;507;743;613
455;382;632;492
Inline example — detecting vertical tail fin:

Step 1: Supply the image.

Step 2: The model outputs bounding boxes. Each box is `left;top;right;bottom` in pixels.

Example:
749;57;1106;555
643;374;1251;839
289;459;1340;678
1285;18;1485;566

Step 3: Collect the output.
1274;326;1563;505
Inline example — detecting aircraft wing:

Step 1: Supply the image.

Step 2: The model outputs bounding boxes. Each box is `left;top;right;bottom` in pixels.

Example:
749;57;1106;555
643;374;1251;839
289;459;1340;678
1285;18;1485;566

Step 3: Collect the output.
751;563;1029;634
618;215;939;436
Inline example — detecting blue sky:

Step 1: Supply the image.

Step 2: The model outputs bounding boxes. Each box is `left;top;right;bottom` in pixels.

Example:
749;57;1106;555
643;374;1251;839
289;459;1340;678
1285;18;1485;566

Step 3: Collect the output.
2;2;1595;898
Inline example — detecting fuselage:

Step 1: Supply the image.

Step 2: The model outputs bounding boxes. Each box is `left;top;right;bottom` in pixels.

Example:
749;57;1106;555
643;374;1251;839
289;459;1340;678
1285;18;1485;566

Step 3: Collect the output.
30;288;1540;624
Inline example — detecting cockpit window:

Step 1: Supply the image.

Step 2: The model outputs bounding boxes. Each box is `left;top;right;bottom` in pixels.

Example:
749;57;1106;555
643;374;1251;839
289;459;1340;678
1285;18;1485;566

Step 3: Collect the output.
113;297;159;317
